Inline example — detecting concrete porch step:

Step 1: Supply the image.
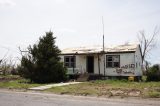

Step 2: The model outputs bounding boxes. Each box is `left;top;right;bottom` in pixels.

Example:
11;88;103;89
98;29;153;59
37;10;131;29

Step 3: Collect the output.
76;74;89;82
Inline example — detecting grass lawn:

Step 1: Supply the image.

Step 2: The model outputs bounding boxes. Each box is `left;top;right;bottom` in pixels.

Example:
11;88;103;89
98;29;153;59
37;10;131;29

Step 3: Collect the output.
0;75;44;90
1;75;160;98
46;80;160;98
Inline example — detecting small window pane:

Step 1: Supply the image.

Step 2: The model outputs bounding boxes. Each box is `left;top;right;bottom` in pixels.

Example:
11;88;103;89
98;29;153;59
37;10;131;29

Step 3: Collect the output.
71;62;75;67
114;62;119;67
71;57;75;62
65;58;69;62
107;56;112;61
107;62;112;67
65;63;69;67
113;56;119;62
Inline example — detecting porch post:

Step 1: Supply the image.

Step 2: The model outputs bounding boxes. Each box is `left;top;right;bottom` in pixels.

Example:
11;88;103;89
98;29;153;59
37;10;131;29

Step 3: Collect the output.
73;55;75;73
103;53;106;77
98;53;100;76
73;52;77;74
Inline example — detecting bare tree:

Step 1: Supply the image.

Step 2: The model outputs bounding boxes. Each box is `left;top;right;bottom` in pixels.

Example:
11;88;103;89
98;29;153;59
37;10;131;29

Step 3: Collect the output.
0;53;16;75
0;46;18;75
0;59;7;75
0;56;16;75
138;26;159;66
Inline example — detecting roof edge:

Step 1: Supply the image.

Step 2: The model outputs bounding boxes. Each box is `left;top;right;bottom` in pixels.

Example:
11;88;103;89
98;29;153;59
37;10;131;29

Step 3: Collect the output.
60;51;135;55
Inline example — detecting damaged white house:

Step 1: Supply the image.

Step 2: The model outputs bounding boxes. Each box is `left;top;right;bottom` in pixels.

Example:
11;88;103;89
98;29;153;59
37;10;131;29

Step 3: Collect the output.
60;43;143;78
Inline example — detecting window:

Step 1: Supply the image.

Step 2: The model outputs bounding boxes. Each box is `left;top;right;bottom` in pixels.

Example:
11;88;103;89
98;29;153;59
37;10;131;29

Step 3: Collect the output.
64;56;76;68
106;55;120;68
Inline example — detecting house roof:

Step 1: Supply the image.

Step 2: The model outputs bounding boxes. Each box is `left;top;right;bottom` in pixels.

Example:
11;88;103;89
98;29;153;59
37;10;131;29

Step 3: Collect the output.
61;43;139;55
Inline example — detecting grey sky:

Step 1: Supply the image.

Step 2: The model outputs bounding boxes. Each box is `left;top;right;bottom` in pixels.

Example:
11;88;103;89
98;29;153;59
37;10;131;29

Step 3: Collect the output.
0;0;160;64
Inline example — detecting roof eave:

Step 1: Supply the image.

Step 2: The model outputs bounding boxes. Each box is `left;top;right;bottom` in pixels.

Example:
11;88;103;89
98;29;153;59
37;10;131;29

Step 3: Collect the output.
60;51;136;55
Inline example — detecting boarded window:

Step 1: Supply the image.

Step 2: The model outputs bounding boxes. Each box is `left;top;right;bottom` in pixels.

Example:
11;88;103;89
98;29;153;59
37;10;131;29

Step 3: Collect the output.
64;56;76;68
106;55;120;68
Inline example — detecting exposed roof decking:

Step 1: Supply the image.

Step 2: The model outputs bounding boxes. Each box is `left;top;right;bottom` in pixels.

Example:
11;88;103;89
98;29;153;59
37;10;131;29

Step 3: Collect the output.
61;44;139;54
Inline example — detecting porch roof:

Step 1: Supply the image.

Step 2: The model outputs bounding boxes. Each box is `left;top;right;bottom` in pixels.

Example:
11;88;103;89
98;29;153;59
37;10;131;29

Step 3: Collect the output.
61;43;139;55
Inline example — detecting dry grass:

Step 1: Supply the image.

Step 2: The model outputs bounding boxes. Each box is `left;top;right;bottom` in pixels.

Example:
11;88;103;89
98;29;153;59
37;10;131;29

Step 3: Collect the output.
46;80;160;98
0;75;45;89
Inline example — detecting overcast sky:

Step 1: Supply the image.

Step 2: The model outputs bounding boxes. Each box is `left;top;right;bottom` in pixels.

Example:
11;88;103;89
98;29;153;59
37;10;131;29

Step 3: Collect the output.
0;0;160;64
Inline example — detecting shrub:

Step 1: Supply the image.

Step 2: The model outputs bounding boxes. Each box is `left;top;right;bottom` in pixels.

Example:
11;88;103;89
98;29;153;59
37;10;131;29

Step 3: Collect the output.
18;31;67;83
146;64;160;81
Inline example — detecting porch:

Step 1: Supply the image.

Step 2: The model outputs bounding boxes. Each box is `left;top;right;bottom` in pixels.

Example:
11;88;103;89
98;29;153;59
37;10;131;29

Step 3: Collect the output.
64;54;104;75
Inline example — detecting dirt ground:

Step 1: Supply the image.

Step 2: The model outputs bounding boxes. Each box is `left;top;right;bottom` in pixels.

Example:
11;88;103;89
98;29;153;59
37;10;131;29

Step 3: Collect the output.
0;76;20;82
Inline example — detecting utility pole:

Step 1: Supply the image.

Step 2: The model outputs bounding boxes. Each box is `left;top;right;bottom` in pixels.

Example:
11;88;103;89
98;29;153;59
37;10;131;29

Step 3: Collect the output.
102;17;104;52
102;17;106;78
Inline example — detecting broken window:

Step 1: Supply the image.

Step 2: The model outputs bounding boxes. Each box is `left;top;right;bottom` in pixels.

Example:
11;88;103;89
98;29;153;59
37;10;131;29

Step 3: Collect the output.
64;56;76;68
106;55;120;68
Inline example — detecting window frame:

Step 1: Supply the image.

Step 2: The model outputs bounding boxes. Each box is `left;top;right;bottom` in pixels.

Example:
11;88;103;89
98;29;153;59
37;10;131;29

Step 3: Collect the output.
106;55;120;68
64;56;76;68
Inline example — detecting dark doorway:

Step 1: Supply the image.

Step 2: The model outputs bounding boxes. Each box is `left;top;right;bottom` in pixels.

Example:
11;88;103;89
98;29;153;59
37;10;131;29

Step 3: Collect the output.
87;56;94;73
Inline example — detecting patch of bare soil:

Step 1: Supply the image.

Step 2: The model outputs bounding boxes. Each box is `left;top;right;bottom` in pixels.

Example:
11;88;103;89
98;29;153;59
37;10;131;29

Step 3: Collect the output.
110;88;141;97
0;76;20;82
110;89;124;96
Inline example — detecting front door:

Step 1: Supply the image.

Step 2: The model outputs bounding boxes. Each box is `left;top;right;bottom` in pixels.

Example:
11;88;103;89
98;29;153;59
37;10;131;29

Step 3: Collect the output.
87;56;94;73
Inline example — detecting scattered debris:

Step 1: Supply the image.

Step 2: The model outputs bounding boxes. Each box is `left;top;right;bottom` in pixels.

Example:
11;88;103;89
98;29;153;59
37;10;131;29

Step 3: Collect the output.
109;88;141;97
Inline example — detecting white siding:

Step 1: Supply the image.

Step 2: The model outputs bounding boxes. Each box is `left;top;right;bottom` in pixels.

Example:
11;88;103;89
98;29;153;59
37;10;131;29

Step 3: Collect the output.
94;54;104;74
134;46;143;76
60;55;87;74
76;55;87;73
60;48;142;77
103;53;135;76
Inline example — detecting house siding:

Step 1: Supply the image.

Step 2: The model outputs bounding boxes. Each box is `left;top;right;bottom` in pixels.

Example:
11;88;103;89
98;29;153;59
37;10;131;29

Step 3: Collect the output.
60;45;143;77
134;46;143;76
104;53;135;76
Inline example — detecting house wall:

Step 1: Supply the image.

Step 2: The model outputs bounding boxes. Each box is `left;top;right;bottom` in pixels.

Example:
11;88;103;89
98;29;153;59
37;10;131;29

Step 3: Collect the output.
76;55;86;73
60;54;101;74
60;55;87;74
93;54;104;75
134;46;143;76
60;50;142;76
102;53;136;76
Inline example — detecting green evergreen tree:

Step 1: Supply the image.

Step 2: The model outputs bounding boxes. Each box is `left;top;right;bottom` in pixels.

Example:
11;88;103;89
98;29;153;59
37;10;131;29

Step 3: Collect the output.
18;31;67;83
